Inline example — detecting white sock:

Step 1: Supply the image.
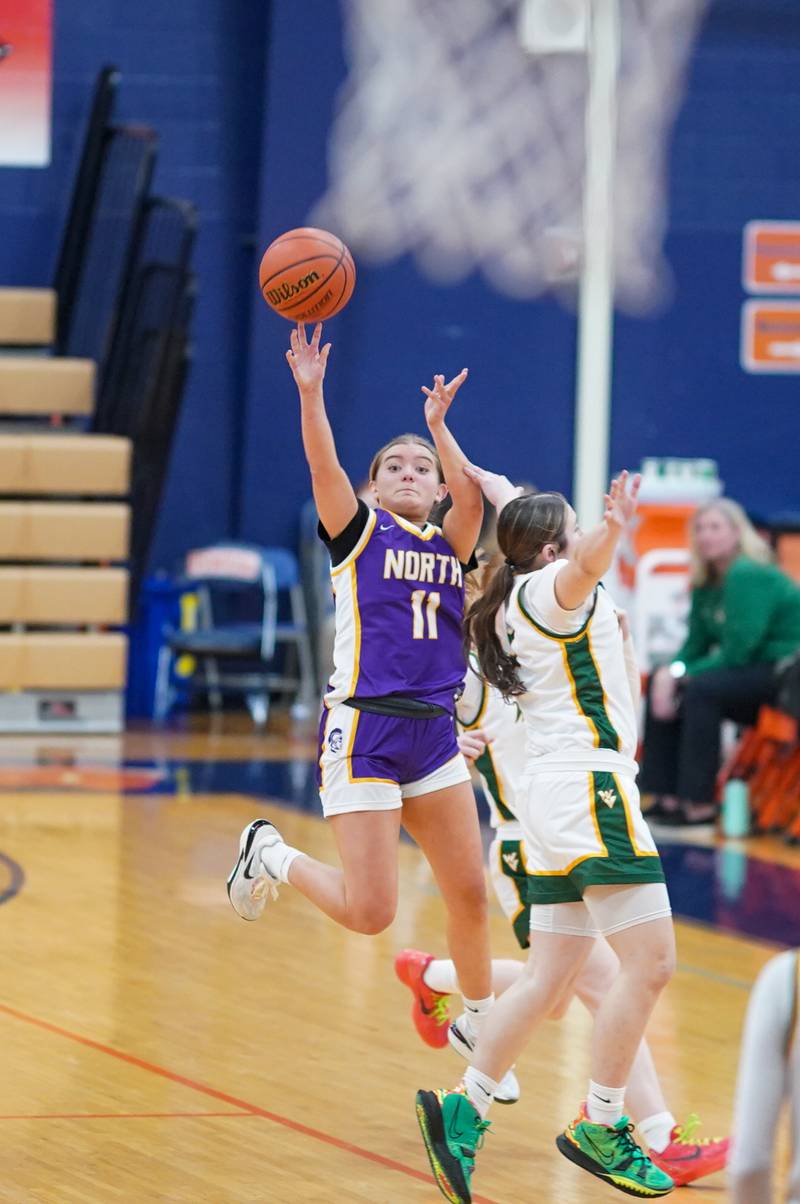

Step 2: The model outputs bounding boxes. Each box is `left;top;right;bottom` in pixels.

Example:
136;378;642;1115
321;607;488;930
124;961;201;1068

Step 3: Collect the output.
637;1111;677;1153
462;1066;497;1121
461;994;495;1039
422;959;459;995
586;1080;627;1126
259;842;302;885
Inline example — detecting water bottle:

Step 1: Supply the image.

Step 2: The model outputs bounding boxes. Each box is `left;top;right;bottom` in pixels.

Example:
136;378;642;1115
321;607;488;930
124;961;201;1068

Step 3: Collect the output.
718;846;747;901
721;779;750;839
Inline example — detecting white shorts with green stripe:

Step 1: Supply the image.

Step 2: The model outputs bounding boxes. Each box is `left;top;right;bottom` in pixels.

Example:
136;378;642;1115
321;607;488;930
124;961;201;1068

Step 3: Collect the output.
515;768;665;906
488;831;534;950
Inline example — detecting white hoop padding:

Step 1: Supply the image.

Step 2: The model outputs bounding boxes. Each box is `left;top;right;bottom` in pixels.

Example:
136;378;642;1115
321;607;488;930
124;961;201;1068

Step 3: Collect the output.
312;0;707;313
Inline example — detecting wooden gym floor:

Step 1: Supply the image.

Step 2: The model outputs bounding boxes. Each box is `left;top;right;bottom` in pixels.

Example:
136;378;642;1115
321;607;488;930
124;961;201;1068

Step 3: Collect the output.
0;713;797;1203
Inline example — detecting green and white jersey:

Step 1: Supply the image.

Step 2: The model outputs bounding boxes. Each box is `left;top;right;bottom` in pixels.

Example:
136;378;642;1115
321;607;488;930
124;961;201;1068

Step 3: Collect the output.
457;656;525;838
506;560;638;775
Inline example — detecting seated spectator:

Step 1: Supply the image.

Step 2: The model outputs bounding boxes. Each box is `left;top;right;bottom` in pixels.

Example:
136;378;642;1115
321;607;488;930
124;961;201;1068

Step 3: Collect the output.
640;498;800;826
729;948;800;1203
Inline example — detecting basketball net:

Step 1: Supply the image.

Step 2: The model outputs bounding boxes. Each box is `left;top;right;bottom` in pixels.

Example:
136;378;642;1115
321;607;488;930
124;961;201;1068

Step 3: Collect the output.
311;0;707;314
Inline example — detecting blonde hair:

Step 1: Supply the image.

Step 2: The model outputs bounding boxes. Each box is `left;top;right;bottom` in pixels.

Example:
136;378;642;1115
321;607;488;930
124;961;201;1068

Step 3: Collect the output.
689;498;773;587
369;434;443;483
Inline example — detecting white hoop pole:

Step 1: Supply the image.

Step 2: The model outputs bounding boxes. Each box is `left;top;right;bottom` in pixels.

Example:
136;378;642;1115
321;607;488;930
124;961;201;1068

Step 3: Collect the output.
573;0;620;525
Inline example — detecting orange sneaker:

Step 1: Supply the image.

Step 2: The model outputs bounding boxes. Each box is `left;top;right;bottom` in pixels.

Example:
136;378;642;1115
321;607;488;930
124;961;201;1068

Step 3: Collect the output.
648;1114;729;1187
395;949;451;1049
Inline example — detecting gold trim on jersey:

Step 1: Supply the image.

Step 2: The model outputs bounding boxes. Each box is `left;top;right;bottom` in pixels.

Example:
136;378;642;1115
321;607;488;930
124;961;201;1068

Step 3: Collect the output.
516;584;621;753
385;510;440;541
529;775;609;882
318;706;397;792
559;641;600;746
460;660;489;729
476;744;517;823
347;562;362;696
587;771;606;850
530;851;607;880
613;773;660;858
516;578;596;642
498;838;531;931
586;627;621;751
318;707;334;790
514;577;623;753
330;508;377;577
345;709;397;787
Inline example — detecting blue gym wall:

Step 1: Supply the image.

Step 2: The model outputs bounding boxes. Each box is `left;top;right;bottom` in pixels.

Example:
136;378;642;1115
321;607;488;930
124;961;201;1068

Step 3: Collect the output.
0;0;270;570
0;0;797;570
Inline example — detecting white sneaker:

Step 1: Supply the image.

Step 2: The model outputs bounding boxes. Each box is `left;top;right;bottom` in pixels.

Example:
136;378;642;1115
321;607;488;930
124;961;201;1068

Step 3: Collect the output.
226;819;282;921
448;1014;521;1105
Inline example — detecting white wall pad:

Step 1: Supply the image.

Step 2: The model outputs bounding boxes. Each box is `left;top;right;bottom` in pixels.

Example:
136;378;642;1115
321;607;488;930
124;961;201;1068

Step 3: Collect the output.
0;690;124;733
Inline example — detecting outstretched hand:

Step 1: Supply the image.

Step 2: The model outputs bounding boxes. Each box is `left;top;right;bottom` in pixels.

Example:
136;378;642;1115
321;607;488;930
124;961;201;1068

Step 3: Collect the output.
421;369;468;427
285;322;331;393
463;463;521;513
603;470;641;529
458;729;487;763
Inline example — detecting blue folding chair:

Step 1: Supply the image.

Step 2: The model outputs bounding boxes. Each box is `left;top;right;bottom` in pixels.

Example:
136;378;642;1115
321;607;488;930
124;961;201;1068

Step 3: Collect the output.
154;542;314;726
260;544;317;718
299;497;336;692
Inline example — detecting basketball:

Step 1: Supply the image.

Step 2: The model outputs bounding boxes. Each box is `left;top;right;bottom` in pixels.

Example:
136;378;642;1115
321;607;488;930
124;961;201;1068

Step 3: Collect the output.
258;227;356;323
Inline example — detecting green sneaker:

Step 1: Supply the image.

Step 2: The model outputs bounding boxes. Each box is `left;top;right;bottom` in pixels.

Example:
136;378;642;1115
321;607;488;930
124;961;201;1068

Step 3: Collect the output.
556;1103;675;1197
416;1088;490;1204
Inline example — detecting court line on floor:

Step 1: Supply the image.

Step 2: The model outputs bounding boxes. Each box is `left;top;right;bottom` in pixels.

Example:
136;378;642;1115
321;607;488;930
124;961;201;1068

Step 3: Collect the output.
0;851;24;907
0;1111;253;1120
0;1002;502;1204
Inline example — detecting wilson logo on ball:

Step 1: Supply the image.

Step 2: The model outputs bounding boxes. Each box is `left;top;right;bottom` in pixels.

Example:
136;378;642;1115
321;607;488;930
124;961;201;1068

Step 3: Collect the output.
264;272;321;308
259;227;356;323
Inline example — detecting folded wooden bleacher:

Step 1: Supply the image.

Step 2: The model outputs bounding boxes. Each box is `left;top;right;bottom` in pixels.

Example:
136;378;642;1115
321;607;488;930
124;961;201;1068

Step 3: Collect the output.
0;427;130;731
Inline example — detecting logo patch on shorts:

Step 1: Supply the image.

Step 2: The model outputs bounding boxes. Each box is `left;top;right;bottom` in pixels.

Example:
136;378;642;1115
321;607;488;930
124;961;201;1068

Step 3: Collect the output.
598;788;617;808
502;850;520;872
328;728;344;754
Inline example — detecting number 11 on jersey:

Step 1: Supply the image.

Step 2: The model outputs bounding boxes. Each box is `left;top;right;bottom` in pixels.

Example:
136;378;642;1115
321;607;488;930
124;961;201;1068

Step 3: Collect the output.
410;589;440;639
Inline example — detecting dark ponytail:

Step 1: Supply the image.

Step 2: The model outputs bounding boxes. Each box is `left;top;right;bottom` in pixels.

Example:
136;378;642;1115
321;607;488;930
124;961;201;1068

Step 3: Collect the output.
465;561;523;696
465;492;570;698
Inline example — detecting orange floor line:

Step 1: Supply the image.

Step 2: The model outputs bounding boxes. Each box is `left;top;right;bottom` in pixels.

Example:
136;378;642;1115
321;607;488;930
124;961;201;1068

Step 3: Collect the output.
0;1111;254;1120
0;1001;502;1204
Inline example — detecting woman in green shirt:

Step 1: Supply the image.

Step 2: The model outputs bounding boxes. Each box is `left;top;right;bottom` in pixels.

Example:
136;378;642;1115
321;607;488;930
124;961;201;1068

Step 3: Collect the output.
640;499;800;826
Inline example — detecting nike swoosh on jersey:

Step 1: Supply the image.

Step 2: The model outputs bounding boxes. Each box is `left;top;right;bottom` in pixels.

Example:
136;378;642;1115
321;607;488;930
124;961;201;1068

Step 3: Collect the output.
379;523;393;531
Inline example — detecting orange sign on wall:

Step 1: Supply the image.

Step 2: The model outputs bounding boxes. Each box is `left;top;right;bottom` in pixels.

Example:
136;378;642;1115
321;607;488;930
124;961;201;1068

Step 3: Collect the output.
741;300;800;374
743;222;800;294
0;0;51;166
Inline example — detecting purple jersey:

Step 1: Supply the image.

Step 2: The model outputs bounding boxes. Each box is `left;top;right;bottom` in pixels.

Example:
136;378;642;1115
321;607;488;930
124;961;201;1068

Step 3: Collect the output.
324;506;468;711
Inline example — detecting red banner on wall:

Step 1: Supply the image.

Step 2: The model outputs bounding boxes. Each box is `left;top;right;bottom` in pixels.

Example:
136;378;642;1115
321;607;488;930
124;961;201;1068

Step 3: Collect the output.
0;0;52;167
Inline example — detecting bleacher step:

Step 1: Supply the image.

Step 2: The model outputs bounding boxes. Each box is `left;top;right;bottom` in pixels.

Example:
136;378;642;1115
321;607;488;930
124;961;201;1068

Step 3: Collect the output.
0;502;129;561
0;288;56;346
0;434;131;495
0;356;95;415
0;567;128;624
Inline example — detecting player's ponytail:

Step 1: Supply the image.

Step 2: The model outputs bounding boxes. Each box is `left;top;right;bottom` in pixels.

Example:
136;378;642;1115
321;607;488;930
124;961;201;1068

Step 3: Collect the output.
465;492;570;698
466;560;523;695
